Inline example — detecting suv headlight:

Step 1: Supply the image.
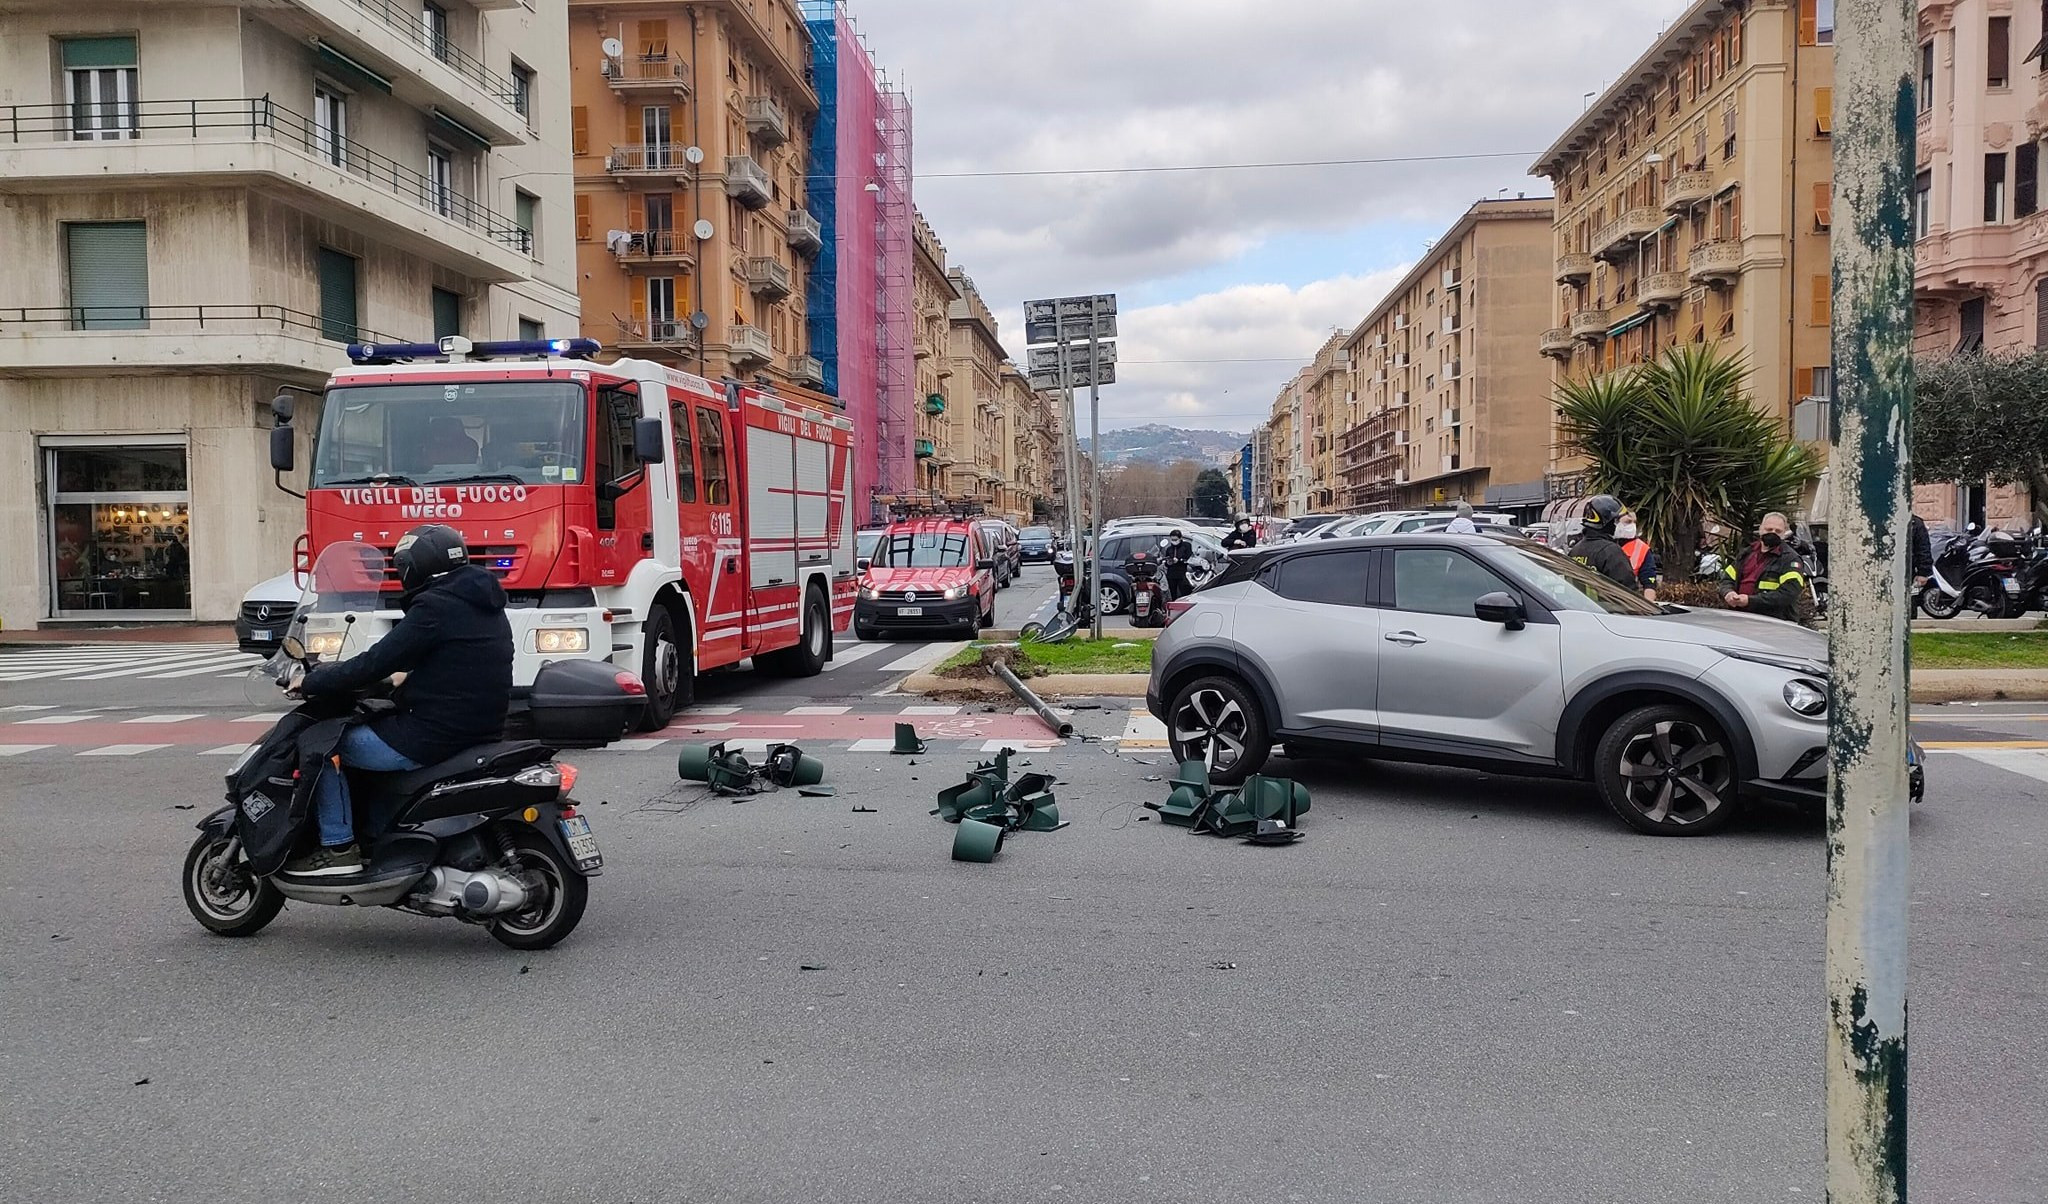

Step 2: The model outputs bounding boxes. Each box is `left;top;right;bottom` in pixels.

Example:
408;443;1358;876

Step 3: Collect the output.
1782;679;1828;717
858;584;879;601
942;584;967;600
1718;646;1829;679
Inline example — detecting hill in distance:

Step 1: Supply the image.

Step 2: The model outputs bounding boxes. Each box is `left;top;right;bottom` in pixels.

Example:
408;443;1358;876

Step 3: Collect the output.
1082;423;1249;468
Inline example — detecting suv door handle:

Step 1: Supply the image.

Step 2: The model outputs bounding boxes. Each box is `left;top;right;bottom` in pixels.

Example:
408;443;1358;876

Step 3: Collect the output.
1384;630;1428;646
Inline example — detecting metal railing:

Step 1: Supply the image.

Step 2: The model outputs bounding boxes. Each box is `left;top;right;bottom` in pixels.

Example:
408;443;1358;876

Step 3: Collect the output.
612;229;693;259
0;303;404;343
616;317;695;345
344;0;520;108
607;143;694;174
602;54;690;87
0;98;531;255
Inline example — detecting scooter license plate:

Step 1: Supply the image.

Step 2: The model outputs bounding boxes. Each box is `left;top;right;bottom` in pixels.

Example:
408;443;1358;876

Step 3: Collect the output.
2005;578;2022;593
560;815;602;870
1134;596;1151;616
897;606;923;616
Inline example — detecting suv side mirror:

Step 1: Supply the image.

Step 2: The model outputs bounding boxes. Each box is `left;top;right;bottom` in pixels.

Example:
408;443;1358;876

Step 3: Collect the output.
632;417;666;464
976;558;996;572
1474;591;1526;630
269;425;296;473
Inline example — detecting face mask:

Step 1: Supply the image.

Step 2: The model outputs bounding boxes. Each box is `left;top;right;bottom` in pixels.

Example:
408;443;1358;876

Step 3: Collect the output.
1761;531;1783;548
1616;522;1638;540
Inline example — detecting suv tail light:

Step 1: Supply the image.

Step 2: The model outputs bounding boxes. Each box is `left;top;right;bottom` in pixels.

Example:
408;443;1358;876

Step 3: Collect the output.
1164;598;1195;626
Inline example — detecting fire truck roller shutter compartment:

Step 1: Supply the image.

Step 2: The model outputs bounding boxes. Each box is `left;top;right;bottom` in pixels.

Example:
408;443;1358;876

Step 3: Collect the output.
794;436;831;570
748;425;799;591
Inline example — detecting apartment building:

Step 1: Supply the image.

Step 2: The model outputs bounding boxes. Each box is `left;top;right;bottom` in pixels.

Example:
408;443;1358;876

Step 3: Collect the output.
1531;0;1835;497
942;270;1005;508
0;0;577;626
1297;331;1349;514
1265;370;1308;517
1336;197;1555;515
910;209;953;497
1911;0;2039;529
566;0;819;399
1249;423;1273;516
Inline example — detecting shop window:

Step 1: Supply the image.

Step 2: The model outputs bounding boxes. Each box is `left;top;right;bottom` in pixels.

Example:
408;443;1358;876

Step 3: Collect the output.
47;443;191;615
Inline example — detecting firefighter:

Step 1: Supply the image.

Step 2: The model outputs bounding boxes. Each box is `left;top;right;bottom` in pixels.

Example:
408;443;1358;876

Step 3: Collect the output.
1721;511;1806;621
1568;495;1640;591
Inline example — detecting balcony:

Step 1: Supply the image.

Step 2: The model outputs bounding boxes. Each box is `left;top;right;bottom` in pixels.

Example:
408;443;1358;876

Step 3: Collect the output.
1665;169;1714;212
725;154;773;209
1570;309;1612;342
606;144;695;183
1688;239;1743;286
745;256;793;300
614;316;698;353
1443;311;1462;334
1555;252;1595;284
0;98;530;281
611;228;696;269
0;303;403;383
924;393;947;415
1539;327;1575;359
1444;359;1463;381
603;54;690;96
786;207;823;255
1443;267;1463;291
1442;409;1462;427
915;438;936;459
1638;270;1687;311
728;323;773;365
1395;430;1411;446
1594;207;1661;259
745;96;790;148
789;353;824;386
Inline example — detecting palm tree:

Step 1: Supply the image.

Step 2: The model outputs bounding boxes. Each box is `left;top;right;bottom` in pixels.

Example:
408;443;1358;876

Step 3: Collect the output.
1555;344;1821;562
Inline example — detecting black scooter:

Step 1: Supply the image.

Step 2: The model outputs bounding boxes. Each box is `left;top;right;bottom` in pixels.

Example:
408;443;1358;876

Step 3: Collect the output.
1920;527;2020;619
182;640;641;949
1126;550;1166;628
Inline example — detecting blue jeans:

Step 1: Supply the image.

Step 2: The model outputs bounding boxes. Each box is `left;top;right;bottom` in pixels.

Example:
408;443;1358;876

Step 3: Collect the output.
314;726;421;848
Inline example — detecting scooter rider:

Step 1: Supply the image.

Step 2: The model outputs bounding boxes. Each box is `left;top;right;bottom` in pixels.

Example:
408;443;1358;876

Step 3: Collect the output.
283;524;515;878
1159;529;1196;601
1568;494;1642;592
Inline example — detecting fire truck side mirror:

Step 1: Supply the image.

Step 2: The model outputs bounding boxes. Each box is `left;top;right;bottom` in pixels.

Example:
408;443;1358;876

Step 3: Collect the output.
632;417;666;464
269;425;296;473
270;392;296;424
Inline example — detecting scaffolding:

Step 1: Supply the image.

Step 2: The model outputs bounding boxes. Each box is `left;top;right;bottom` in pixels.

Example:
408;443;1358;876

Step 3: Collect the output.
875;79;913;501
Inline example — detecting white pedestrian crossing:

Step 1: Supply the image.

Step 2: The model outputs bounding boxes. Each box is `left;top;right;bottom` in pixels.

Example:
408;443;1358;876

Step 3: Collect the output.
786;705;850;715
122;714;204;725
820;642;886;672
0;745;52;756
200;744;253;756
0;643;253;684
879;644;965;674
78;744;171;757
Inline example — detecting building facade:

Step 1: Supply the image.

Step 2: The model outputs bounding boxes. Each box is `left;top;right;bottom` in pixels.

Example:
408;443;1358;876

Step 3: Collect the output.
0;0;578;626
1530;0;1835;502
1910;0;2040;528
942;271;1004;510
1336;197;1556;516
909;209;953;498
1265;369;1308;517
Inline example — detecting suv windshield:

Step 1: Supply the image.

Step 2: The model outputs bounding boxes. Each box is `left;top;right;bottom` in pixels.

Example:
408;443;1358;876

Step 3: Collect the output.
877;529;971;568
1489;542;1662;616
312;381;587;488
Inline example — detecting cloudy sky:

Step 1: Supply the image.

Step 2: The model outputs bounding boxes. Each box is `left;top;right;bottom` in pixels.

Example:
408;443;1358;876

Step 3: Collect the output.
842;0;1694;435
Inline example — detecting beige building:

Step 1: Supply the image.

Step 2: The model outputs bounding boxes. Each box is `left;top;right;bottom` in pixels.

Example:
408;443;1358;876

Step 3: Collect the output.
564;0;823;392
1911;0;2039;528
910;209;954;498
1265;369;1308;517
941;270;1004;509
1531;0;1835;499
1337;197;1556;514
0;0;578;626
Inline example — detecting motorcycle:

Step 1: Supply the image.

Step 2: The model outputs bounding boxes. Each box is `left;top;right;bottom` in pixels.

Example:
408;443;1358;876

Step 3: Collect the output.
181;541;643;949
1126;550;1165;628
1994;526;2048;617
1920;525;2020;619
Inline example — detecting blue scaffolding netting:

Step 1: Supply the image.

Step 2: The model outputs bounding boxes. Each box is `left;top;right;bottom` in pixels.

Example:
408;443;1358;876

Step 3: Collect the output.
802;3;840;400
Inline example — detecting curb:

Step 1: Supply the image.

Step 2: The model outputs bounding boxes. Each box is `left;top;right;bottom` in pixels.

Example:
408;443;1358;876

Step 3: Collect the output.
1912;670;2048;703
902;670;1150;699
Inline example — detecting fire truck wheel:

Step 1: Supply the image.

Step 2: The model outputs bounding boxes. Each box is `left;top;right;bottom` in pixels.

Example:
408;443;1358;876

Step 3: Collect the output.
638;605;687;730
763;587;829;677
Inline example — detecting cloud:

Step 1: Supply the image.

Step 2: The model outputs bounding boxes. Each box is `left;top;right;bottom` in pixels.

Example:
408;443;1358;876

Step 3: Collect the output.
838;0;1693;424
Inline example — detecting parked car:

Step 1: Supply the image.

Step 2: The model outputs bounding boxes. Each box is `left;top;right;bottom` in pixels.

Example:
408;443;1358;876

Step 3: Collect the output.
973;519;1021;587
1381;510;1517;534
1280;514;1349;541
235;571;301;655
854;518;998;639
1146;531;1925;835
1398;515;1522;535
1316;511;1421;540
1064;526;1227;615
856;528;887;573
1017;525;1058;563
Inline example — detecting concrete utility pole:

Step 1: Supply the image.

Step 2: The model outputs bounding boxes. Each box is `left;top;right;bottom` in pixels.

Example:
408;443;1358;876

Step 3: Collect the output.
1060;343;1082;569
1087;296;1105;641
1826;3;1913;1201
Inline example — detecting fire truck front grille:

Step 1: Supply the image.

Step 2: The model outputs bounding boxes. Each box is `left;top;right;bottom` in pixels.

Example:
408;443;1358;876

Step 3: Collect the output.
371;543;527;583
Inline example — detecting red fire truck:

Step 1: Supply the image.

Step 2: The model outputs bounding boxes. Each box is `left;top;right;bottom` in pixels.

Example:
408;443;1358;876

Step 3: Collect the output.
268;337;857;729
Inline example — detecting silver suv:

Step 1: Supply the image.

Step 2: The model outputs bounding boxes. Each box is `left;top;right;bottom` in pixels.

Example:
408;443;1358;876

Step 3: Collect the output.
1146;533;1924;835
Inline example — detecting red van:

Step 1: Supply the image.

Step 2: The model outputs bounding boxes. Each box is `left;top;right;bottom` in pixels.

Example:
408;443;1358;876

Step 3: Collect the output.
854;518;998;639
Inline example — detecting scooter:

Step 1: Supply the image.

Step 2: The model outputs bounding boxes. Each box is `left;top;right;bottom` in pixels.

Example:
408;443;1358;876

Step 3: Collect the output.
1126;550;1165;628
181;541;641;949
1920;525;2020;619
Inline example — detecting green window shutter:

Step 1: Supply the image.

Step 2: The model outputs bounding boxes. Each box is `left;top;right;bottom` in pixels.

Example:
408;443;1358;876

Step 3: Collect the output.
66;221;149;330
317;248;359;343
60;36;136;68
517;318;543;341
514;190;537;255
431;288;461;340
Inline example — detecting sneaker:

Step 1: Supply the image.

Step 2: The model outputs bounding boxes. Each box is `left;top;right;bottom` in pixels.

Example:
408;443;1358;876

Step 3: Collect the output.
282;844;364;879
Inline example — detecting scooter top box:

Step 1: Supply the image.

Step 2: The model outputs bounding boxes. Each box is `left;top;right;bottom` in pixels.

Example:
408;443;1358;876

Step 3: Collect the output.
522;658;644;747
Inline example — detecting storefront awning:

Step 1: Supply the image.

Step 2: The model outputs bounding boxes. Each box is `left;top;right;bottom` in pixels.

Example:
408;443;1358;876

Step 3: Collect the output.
1487;479;1548;506
431;108;495;150
313;40;394;94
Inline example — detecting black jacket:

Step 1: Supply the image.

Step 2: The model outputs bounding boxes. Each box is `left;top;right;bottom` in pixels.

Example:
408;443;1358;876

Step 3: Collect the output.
1910;514;1933;579
1221;528;1257;550
302;565;514;764
1569;530;1641;592
1723;541;1808;621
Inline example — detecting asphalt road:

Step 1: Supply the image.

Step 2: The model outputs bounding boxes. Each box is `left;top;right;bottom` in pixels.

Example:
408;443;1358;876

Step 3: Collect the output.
0;595;2043;1202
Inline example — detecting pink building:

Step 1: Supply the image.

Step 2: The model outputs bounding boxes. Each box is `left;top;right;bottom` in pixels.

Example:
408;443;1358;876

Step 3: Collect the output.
1913;0;2041;528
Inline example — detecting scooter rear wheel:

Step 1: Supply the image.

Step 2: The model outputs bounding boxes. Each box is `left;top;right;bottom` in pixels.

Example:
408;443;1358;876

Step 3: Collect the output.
487;828;588;950
1918;584;1964;619
182;833;285;937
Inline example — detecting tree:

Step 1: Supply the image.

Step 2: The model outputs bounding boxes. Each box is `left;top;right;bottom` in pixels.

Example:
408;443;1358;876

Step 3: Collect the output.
1914;351;2048;523
1555;344;1821;560
1191;468;1234;519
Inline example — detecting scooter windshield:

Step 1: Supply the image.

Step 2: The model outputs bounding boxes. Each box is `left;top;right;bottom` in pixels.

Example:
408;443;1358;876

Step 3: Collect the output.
292;540;392;666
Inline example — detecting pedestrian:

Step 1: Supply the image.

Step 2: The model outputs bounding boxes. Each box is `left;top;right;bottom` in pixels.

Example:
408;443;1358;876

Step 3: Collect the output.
1616;509;1660;602
1444;501;1478;535
1158;529;1194;600
1720;511;1807;620
1222;517;1258;551
1909;512;1933;591
1567;495;1641;591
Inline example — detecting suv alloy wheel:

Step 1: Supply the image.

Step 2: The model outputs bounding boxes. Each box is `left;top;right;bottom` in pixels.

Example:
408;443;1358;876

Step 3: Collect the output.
1593;704;1740;836
1166;674;1270;784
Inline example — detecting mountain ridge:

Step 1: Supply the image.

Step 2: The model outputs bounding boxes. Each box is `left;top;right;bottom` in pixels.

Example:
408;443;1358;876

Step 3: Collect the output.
1081;423;1249;467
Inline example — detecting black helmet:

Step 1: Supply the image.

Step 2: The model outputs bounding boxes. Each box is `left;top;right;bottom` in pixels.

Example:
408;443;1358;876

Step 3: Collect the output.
1580;494;1624;536
393;524;469;597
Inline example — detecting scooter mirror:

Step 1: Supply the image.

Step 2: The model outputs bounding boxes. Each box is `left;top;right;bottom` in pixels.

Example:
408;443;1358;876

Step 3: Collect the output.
280;634;306;660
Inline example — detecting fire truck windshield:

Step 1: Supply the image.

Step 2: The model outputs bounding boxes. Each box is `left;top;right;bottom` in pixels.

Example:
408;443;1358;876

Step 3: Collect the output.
876;531;971;568
310;381;587;489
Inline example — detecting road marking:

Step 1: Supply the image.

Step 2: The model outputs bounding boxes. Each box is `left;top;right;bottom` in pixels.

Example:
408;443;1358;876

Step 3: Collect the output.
880;643;964;674
234;713;286;723
979;739;1059;753
899;704;961;716
200;744;253;756
11;714;101;725
78;744;172;756
820;642;886;671
1949;748;2048;781
786;705;850;715
608;738;669;751
1919;740;2048;749
1119;712;1169;749
679;704;742;716
122;714;204;725
0;745;52;756
847;738;897;752
671;722;737;733
0;705;57;713
70;652;256;681
141;655;262;680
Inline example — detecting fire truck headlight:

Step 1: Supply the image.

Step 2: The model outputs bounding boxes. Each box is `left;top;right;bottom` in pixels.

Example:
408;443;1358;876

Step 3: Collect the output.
941;585;968;601
534;628;590;653
306;632;346;657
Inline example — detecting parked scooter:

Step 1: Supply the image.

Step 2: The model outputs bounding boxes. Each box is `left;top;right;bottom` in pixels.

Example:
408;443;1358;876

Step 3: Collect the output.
181;541;642;949
1126;549;1166;628
1920;524;2022;619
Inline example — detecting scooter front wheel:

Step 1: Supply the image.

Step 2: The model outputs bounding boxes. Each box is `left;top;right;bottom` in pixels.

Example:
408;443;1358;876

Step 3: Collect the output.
1918;584;1964;619
182;833;285;937
487;828;588;950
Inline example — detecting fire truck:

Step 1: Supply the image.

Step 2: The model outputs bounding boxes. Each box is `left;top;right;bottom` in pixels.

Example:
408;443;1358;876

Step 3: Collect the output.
267;337;858;729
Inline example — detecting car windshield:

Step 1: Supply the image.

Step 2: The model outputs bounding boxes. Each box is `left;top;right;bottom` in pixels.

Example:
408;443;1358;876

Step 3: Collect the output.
1020;526;1052;540
312;382;587;488
877;530;971;568
1489;542;1662;615
857;532;882;558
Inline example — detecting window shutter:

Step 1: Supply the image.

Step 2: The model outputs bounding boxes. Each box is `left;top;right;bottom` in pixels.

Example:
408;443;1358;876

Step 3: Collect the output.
1811;275;1831;327
626;193;645;230
317;248;359;343
2036;278;2048;348
1991;16;2013;83
574;194;591;241
571;105;589;156
1815;181;1832;229
59;36;136;68
1815;87;1833;135
65;221;149;330
2019;143;2041;216
1798;0;1818;45
1730;14;1742;62
630;292;647;323
432;288;461;340
636;20;669;59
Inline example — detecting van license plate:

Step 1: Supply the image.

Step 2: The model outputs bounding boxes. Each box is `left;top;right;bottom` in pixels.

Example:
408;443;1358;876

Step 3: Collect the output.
560;815;602;870
251;629;272;642
898;606;923;616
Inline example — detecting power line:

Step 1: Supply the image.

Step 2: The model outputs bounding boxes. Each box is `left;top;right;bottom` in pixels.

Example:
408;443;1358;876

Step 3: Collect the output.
914;150;1542;181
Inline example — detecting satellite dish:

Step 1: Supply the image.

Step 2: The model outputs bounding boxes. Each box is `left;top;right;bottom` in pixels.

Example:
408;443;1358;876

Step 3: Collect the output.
689;311;710;331
683;145;705;165
693;218;715;241
601;37;623;57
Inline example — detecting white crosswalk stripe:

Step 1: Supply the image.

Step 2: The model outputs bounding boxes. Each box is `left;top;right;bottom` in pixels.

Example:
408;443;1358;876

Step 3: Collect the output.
1949;748;2048;782
78;744;171;756
0;745;53;756
0;643;253;683
820;642;886;672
